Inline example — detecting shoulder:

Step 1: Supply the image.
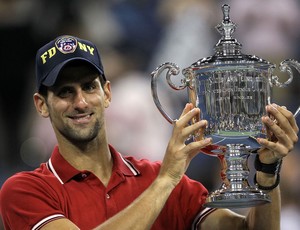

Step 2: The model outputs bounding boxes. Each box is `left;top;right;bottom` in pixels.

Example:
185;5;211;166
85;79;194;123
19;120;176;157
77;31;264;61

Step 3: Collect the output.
170;174;208;205
124;155;162;174
0;164;65;229
1;163;62;205
110;144;161;175
124;154;208;197
2;163;57;185
123;155;208;194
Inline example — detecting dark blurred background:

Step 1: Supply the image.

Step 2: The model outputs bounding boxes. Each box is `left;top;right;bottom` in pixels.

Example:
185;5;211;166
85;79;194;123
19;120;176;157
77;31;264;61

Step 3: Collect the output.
1;0;300;229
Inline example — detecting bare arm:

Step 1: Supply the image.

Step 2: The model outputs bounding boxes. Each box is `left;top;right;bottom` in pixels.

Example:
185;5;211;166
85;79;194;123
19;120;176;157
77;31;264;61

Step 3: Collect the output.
199;104;299;230
246;104;298;230
41;103;212;230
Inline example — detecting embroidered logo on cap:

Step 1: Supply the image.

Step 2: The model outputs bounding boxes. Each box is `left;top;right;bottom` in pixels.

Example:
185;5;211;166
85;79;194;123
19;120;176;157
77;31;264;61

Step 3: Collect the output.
55;36;77;54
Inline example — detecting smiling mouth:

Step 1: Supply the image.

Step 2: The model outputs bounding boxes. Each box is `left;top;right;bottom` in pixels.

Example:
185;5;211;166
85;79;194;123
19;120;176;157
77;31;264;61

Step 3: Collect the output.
68;113;93;124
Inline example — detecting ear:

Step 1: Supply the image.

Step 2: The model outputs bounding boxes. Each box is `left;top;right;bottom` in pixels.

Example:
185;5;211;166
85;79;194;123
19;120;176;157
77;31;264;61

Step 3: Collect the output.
33;93;49;118
103;81;112;108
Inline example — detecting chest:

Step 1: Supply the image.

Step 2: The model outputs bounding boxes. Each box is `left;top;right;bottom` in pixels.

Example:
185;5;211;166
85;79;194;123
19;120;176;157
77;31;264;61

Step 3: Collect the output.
57;173;150;229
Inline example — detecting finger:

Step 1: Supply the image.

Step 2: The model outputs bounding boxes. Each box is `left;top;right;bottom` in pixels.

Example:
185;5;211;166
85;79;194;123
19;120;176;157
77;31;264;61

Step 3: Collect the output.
181;120;207;141
176;106;200;129
172;109;203;143
266;104;299;143
261;116;294;150
178;103;194;120
257;138;289;160
184;137;212;159
275;104;299;135
267;104;295;130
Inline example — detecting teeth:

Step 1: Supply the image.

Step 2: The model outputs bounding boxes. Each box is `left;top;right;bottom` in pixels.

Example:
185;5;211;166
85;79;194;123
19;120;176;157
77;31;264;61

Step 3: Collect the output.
73;115;90;121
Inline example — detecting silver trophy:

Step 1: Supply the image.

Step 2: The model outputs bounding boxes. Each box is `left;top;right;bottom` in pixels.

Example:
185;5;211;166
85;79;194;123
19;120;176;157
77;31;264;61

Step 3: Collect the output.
151;4;300;208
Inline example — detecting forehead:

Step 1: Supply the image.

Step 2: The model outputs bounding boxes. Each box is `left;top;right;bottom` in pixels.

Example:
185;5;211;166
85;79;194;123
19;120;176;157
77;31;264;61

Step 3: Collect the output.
55;61;100;86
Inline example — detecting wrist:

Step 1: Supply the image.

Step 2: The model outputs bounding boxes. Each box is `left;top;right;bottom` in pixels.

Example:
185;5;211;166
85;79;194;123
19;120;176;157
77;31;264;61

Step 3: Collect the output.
254;155;282;191
254;154;282;175
156;173;178;191
255;171;277;186
254;172;280;191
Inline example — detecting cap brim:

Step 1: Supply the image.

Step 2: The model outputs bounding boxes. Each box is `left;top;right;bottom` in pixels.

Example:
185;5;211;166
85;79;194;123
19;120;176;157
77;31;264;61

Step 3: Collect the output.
42;57;105;87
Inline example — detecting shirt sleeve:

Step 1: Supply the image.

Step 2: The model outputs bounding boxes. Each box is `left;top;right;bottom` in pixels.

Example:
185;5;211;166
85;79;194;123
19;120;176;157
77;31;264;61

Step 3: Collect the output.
0;172;65;230
174;175;216;229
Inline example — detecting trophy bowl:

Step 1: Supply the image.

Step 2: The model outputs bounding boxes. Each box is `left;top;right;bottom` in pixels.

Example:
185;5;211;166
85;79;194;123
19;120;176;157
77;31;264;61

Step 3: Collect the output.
150;4;300;208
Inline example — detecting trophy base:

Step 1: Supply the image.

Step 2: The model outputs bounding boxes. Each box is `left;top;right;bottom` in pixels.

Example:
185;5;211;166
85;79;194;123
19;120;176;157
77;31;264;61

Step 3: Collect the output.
204;188;271;208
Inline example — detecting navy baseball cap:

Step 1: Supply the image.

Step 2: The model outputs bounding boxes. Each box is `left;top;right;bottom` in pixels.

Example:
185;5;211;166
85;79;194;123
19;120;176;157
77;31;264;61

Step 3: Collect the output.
35;35;105;91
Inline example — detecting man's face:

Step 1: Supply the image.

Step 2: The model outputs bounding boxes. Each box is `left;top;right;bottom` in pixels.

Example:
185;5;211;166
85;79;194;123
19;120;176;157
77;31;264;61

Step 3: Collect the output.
43;63;111;145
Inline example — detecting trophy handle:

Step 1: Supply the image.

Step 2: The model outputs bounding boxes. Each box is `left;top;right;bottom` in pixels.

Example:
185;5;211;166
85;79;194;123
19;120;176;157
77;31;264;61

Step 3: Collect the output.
271;59;300;118
151;62;187;124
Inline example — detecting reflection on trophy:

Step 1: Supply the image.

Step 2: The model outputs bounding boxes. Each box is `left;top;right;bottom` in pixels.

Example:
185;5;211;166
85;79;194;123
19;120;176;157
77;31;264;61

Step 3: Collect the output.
151;4;300;208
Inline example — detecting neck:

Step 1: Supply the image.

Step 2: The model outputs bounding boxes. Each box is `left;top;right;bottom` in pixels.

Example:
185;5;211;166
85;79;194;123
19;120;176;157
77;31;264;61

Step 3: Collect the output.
57;137;113;187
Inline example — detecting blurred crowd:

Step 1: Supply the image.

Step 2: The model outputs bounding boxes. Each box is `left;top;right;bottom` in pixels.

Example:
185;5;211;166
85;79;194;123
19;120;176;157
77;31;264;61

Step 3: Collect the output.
0;0;300;229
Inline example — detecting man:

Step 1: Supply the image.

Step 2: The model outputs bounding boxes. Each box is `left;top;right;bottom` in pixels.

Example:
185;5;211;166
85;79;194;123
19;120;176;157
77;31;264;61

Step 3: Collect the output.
0;35;298;230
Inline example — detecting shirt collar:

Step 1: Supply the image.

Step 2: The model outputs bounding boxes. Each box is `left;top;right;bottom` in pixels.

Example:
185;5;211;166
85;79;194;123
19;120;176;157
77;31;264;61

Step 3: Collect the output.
48;145;140;184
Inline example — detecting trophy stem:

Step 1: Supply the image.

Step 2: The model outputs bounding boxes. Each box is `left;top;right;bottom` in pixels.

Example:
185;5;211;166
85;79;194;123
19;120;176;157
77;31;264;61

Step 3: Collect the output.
204;144;271;208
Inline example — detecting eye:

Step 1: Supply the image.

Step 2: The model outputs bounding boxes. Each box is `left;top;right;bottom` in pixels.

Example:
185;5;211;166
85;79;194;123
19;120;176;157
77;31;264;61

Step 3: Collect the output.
83;81;97;92
57;87;74;98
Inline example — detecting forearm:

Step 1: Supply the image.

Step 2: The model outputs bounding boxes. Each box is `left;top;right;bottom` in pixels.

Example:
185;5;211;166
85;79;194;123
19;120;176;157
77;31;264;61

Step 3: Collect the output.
94;176;176;230
246;172;281;230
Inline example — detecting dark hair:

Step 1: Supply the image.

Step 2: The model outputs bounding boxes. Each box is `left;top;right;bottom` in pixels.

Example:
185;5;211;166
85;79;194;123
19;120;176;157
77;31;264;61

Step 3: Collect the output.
98;75;107;87
38;84;48;97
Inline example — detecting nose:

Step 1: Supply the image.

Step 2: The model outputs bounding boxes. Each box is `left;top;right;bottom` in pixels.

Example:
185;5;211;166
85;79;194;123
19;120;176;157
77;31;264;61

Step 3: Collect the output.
74;90;88;109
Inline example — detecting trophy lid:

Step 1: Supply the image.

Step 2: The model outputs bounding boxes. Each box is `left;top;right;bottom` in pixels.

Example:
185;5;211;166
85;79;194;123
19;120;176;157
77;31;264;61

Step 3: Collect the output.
189;4;274;71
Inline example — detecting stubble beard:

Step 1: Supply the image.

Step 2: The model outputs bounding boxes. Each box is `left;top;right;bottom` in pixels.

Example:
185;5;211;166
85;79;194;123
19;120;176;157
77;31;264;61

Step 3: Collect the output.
61;119;102;145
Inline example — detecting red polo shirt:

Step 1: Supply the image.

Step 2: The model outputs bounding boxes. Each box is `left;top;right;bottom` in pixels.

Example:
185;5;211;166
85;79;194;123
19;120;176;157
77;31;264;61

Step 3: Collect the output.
0;145;213;230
